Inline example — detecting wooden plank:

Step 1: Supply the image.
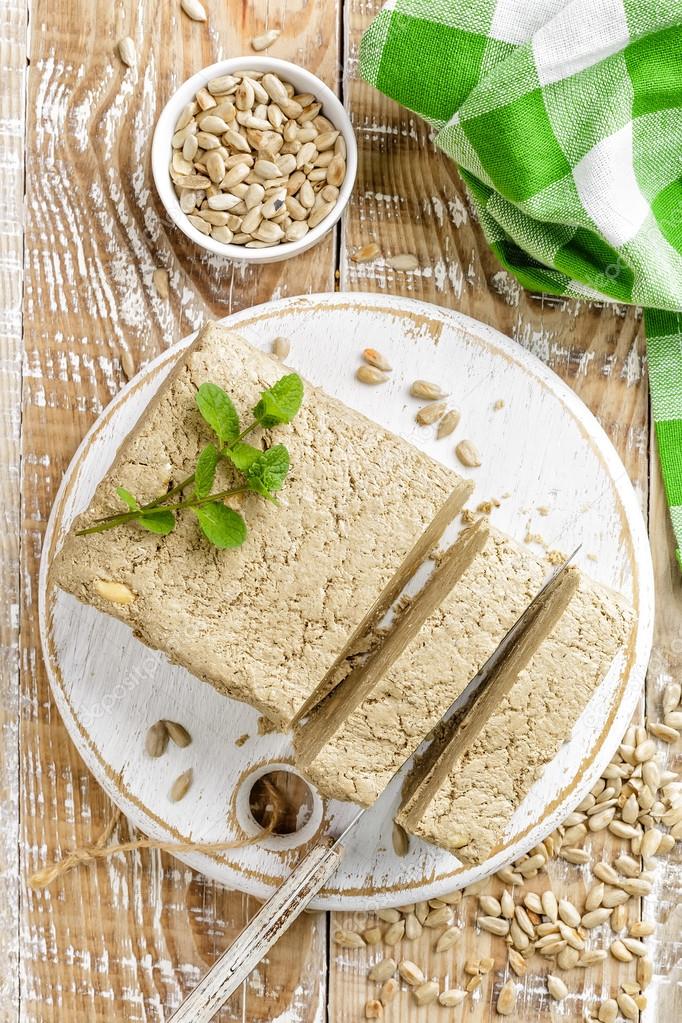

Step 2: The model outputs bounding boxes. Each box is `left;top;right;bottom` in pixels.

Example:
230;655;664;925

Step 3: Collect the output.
0;2;26;1019
331;1;652;1020
644;454;682;1023
20;0;337;1019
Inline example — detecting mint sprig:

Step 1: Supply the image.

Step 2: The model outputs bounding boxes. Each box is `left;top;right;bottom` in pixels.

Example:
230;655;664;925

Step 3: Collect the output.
77;373;304;549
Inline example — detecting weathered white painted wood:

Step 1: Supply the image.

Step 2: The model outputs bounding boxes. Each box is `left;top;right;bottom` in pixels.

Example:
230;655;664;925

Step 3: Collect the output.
0;2;25;1018
40;292;653;909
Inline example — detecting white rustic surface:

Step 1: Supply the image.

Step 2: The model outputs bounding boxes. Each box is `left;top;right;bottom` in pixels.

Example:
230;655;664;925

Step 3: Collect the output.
40;293;653;908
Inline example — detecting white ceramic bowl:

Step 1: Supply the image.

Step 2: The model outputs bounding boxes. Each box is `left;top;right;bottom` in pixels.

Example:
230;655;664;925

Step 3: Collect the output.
152;58;357;264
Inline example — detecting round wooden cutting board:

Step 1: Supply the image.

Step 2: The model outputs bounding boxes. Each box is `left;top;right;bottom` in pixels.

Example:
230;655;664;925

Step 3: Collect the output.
39;293;654;910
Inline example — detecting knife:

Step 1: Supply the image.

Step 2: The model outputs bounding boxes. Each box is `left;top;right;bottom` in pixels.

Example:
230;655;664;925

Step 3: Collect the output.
168;548;579;1023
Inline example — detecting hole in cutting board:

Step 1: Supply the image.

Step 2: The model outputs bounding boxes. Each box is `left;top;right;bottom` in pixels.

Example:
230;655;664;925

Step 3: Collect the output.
248;769;315;835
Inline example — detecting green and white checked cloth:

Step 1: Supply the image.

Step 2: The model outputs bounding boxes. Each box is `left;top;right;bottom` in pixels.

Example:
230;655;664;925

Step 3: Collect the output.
360;0;682;566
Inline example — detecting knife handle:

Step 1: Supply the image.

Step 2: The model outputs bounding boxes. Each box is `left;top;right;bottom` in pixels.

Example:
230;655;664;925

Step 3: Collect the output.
168;838;343;1023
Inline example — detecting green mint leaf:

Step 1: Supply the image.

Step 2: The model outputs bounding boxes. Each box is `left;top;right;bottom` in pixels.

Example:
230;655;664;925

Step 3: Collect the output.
226;441;262;474
116;486;139;511
252;373;303;428
247;444;290;498
137;509;176;535
196;382;240;445
195;443;219;498
195;502;247;549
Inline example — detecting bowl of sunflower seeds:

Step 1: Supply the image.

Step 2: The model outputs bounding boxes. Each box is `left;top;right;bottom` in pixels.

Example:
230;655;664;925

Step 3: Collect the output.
152;57;357;263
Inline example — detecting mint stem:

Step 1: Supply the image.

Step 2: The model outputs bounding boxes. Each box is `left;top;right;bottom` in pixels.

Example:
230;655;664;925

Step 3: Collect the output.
91;420;261;526
75;486;249;536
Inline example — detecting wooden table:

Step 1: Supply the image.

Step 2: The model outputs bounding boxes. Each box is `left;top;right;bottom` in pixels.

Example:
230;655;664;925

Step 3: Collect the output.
2;1;680;1020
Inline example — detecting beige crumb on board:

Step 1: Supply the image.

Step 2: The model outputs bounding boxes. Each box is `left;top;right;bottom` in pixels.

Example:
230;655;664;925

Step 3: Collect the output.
257;715;279;736
524;531;547;548
476;498;500;514
235;733;249;747
587;552;598;562
537;505;550;516
547;549;566;565
493;399;505;410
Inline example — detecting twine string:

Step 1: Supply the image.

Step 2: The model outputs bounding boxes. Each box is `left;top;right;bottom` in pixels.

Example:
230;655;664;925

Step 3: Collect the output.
28;778;286;891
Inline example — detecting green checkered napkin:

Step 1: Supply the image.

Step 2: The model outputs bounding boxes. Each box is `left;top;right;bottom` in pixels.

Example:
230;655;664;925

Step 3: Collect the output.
360;0;682;566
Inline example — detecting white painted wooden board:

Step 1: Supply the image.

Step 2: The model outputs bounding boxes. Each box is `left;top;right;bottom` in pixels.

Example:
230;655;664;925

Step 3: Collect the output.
39;292;654;909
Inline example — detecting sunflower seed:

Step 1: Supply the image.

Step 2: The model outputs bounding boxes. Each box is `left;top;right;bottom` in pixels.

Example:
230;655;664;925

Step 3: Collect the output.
455;439;482;468
145;720;169;758
610;939;633;962
579;949;608;966
413;982;439;1006
637;954;653;988
478;915;510;936
181;0;207;21
120;349;135;380
432;409;460;440
357;365;389;386
616;992;639;1021
152;267;170;300
648;721;679;742
598;999;618;1023
546;975;567;1001
334;928;365;949
479;895;502;917
387;253;419;271
398;960;424;986
251;29;281;51
352;242;381;263
163;720;192;747
435;925;461;952
368;958;395;982
416;401;447;427
663;681;681;713
94;579;135;604
169;768;193;802
582;908;612;929
424;906;452;928
410;380;447;400
363;926;382;945
379;978;398;1006
117;37;136;67
362;348;391;372
629;920;655;937
438;989;466;1007
383;920;405;945
496;979;516;1016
